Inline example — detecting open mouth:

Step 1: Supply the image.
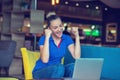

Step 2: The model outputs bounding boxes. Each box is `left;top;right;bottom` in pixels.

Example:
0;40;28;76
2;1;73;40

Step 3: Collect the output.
56;31;62;37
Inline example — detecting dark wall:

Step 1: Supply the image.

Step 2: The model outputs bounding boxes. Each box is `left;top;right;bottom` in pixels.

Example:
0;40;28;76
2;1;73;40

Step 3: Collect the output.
102;8;120;45
62;8;120;46
61;16;102;25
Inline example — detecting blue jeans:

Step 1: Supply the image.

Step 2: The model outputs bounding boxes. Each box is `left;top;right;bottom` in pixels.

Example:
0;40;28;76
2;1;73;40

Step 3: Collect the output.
33;63;74;79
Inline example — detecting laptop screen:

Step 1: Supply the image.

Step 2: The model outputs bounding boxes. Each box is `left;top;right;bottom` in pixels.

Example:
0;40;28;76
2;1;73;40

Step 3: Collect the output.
73;58;104;80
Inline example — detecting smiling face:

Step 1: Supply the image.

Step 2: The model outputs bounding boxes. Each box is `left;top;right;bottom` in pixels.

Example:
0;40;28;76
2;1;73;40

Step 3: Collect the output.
49;18;64;39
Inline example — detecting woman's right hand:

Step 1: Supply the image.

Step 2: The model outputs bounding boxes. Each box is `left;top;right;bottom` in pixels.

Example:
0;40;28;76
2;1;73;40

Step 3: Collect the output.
44;28;52;38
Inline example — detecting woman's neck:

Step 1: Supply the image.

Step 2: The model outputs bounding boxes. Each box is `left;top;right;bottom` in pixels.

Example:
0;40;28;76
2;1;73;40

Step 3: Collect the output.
52;35;61;41
52;35;62;46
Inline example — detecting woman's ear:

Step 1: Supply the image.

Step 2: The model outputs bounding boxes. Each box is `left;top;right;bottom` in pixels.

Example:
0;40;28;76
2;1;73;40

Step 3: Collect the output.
48;26;52;30
48;27;50;29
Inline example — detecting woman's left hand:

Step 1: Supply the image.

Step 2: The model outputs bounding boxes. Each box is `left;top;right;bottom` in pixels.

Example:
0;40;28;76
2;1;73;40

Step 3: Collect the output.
70;27;79;38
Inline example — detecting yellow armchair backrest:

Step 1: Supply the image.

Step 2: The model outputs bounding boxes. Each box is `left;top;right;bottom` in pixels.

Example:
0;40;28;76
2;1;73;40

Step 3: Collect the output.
21;48;64;80
21;48;40;80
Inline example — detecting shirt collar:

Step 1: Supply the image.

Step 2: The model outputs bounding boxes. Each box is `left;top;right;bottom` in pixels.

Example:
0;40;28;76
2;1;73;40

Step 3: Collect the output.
49;34;66;41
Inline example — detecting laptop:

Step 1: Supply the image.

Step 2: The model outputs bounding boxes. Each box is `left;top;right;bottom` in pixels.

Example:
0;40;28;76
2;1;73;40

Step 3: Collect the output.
72;58;104;80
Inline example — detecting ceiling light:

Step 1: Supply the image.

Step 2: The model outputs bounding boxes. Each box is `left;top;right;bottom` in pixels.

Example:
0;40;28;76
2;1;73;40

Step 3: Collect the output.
56;0;59;4
64;23;68;27
91;25;95;29
65;1;68;4
67;27;71;32
51;0;59;5
76;3;79;6
95;6;99;10
86;5;89;8
51;0;55;5
105;8;108;11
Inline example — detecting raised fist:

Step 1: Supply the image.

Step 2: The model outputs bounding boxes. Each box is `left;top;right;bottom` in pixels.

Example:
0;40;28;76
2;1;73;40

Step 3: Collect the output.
70;27;79;37
44;28;52;38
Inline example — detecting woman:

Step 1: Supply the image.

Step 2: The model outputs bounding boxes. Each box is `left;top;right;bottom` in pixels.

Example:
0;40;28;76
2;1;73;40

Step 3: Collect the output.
32;12;81;79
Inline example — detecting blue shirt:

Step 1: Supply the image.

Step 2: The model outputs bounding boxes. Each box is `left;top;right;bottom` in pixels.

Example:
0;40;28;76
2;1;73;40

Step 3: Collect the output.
33;34;74;72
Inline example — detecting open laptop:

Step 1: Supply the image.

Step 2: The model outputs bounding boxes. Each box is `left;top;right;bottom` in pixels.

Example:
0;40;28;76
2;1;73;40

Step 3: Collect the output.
72;58;104;80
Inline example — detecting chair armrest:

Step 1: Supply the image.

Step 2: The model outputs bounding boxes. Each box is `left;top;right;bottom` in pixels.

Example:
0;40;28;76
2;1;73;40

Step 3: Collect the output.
0;50;12;67
0;50;9;54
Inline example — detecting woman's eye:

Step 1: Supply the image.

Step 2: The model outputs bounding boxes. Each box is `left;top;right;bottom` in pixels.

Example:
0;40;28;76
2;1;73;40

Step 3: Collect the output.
53;26;58;29
59;24;63;27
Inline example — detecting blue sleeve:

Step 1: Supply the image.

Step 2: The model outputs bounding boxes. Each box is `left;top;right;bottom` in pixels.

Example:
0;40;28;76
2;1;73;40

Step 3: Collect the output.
38;36;45;47
66;35;74;46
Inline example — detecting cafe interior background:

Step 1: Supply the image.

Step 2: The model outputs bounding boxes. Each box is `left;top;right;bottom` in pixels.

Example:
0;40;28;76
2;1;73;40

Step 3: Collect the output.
0;0;120;79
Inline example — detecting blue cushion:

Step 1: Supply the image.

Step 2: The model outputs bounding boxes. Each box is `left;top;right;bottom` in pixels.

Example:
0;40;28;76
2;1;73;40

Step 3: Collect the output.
64;45;120;80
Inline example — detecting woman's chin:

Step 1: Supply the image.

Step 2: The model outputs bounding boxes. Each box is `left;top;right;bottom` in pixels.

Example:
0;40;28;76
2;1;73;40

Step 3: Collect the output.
56;33;62;38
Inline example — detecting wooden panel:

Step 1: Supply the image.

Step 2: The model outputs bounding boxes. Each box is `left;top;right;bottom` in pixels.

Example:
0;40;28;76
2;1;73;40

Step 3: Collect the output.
1;34;11;40
37;1;102;21
11;13;24;32
12;33;25;57
2;0;12;11
30;10;44;33
12;0;22;10
2;13;11;33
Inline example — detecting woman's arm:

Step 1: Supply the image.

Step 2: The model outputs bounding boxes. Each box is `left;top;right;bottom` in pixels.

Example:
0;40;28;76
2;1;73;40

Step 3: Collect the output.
40;29;52;63
68;27;81;59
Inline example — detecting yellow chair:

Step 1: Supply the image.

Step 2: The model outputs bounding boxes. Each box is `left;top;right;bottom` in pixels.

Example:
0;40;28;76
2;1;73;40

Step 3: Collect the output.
21;48;40;80
21;47;64;80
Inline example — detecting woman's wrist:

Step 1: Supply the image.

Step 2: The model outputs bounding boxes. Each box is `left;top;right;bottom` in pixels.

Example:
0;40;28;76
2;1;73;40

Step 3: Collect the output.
45;36;50;40
75;35;80;40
